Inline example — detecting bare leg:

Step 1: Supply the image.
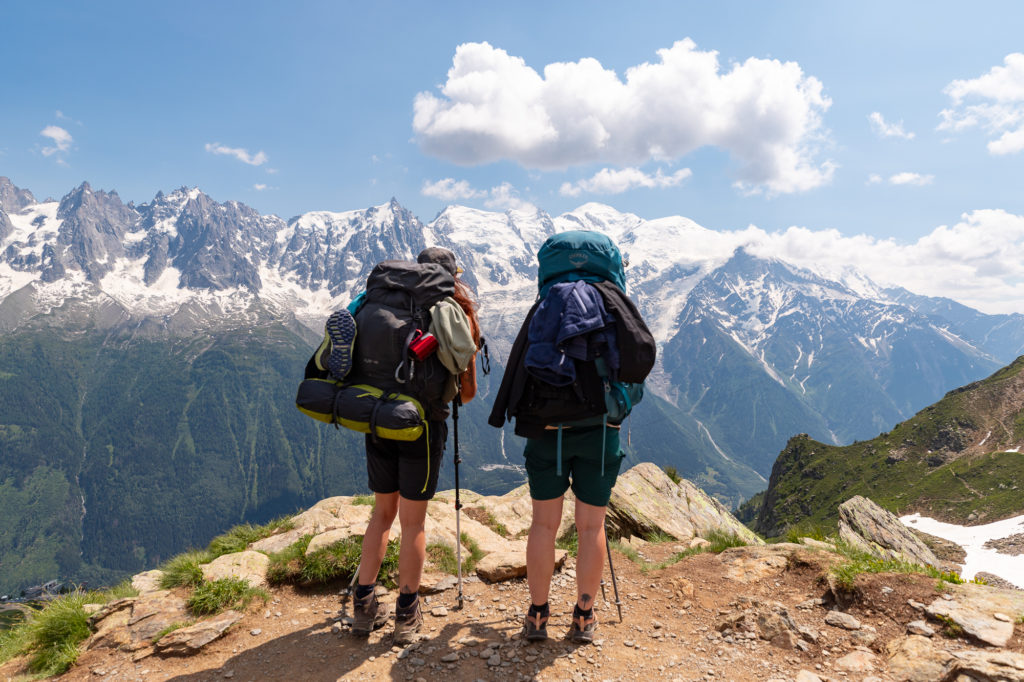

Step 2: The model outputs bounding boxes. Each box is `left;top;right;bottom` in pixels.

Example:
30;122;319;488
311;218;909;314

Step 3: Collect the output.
574;498;607;611
358;491;399;585
526;497;565;606
397;497;429;595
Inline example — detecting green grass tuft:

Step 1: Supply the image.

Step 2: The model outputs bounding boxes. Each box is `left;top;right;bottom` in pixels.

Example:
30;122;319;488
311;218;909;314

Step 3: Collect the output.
159;550;211;589
829;541;966;590
186;578;268;616
644;529;675;543
612;530;751;572
783;521;831;544
152;621;192;643
459;533;485;574
426;542;459;575
556;530;579;558
266;534;314;585
267;535;399;588
205;515;296;559
662;465;682;485
352;495;375;506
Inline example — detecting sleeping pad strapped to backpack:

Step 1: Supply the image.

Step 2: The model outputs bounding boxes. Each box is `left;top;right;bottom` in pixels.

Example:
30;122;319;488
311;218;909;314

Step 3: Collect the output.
296;260;466;441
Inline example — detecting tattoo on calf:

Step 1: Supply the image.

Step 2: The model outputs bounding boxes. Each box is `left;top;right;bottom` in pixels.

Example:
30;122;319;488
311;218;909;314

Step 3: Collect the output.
401;584;413;594
580;593;592;608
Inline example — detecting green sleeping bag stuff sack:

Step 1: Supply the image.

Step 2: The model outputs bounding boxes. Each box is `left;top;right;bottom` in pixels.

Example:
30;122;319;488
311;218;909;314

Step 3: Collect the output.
295;379;427;440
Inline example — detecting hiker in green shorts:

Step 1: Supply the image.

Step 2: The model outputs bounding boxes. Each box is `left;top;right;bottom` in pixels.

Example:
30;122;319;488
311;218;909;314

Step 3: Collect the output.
487;231;657;643
523;424;624;642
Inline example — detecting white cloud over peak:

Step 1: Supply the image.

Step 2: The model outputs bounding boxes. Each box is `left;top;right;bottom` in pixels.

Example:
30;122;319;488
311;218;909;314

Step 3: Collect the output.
421;178;535;211
204;142;268;166
422;178;485;201
485;183;535;211
414;40;834;195
559;167;692;197
868;112;915;139
713;209;1024;314
939;53;1024;155
40;125;72;157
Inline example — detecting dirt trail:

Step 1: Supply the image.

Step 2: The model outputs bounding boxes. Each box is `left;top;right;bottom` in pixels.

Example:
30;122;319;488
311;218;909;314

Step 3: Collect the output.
11;544;1015;682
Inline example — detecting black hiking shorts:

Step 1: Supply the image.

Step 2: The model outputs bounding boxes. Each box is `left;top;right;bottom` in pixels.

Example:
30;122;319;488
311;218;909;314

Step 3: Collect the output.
366;420;447;501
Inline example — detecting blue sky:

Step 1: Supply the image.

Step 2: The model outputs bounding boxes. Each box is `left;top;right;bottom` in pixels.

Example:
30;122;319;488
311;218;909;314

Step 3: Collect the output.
5;1;1024;310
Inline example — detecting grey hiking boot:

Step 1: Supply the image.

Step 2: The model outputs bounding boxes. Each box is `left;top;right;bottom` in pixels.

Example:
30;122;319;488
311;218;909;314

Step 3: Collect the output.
567;607;596;643
351;589;389;636
393;595;423;645
315;309;357;381
522;606;549;642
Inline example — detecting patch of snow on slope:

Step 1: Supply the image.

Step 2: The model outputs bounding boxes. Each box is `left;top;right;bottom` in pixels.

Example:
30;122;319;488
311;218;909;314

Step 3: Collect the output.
901;513;1024;588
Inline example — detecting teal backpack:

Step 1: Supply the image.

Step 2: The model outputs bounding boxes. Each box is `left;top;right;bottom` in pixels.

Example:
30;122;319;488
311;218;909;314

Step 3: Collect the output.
537;230;627;297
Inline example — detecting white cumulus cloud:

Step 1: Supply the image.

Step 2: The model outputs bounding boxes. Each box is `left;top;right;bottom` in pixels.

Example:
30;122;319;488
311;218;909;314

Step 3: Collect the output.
484;182;535;211
40;125;72;157
414;40;834;195
888;172;934;186
421;178;485;201
939;53;1024;155
204;142;268;166
559;167;692;197
868;112;915;139
711;209;1024;314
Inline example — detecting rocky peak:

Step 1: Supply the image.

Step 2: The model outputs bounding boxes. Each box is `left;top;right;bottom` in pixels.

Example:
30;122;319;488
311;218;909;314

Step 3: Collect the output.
44;182;138;283
0;176;36;213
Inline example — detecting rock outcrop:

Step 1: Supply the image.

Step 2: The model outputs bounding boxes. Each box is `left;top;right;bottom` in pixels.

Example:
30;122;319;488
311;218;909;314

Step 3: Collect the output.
838;495;940;567
606;462;763;544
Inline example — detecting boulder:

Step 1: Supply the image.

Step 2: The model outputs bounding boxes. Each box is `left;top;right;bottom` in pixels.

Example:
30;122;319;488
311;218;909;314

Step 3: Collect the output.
838;495;939;567
475;549;568;582
886;635;954;682
606;463;762;544
130;570;165;594
716;597;806;649
87;591;190;652
948;649;1024;681
925;582;1024;647
201;551;270;588
153;611;243;655
718;544;800;584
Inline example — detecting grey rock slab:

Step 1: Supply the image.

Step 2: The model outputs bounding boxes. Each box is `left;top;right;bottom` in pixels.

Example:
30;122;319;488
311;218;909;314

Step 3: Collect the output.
824;610;861;630
839;495;939;567
155;611;243;655
926;582;1024;647
948;649;1024;682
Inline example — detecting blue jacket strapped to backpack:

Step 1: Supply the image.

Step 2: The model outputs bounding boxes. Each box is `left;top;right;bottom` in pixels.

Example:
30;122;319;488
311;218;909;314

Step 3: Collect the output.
524;281;620;386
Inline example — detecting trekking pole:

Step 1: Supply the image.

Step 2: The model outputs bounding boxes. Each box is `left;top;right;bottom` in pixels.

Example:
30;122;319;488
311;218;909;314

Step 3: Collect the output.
452;396;465;610
604;524;623;622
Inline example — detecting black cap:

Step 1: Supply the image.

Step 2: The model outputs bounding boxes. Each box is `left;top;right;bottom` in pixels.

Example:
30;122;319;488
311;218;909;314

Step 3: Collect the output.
417;246;463;275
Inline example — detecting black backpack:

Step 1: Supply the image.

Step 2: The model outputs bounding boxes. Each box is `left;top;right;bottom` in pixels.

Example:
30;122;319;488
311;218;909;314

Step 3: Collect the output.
348;260;458;420
296;261;458;436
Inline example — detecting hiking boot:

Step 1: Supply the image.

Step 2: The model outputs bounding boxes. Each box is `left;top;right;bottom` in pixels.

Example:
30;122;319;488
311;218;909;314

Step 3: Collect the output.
351;589;389;636
316;309;357;381
522;607;549;642
393;595;423;645
567;608;596;643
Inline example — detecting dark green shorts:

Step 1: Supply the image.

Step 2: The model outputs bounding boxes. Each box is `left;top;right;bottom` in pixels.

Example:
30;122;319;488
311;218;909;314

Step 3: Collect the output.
523;424;624;507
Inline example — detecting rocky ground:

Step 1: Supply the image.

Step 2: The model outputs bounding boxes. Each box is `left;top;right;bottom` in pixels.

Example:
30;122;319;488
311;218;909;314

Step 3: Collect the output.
2;464;1023;682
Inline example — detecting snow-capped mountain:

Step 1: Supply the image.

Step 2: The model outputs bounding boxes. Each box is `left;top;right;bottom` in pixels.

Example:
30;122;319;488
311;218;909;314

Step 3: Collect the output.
1;176;1021;478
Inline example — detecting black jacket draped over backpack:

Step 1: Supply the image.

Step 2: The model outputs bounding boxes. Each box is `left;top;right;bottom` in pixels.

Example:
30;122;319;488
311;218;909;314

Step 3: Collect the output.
488;280;656;438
